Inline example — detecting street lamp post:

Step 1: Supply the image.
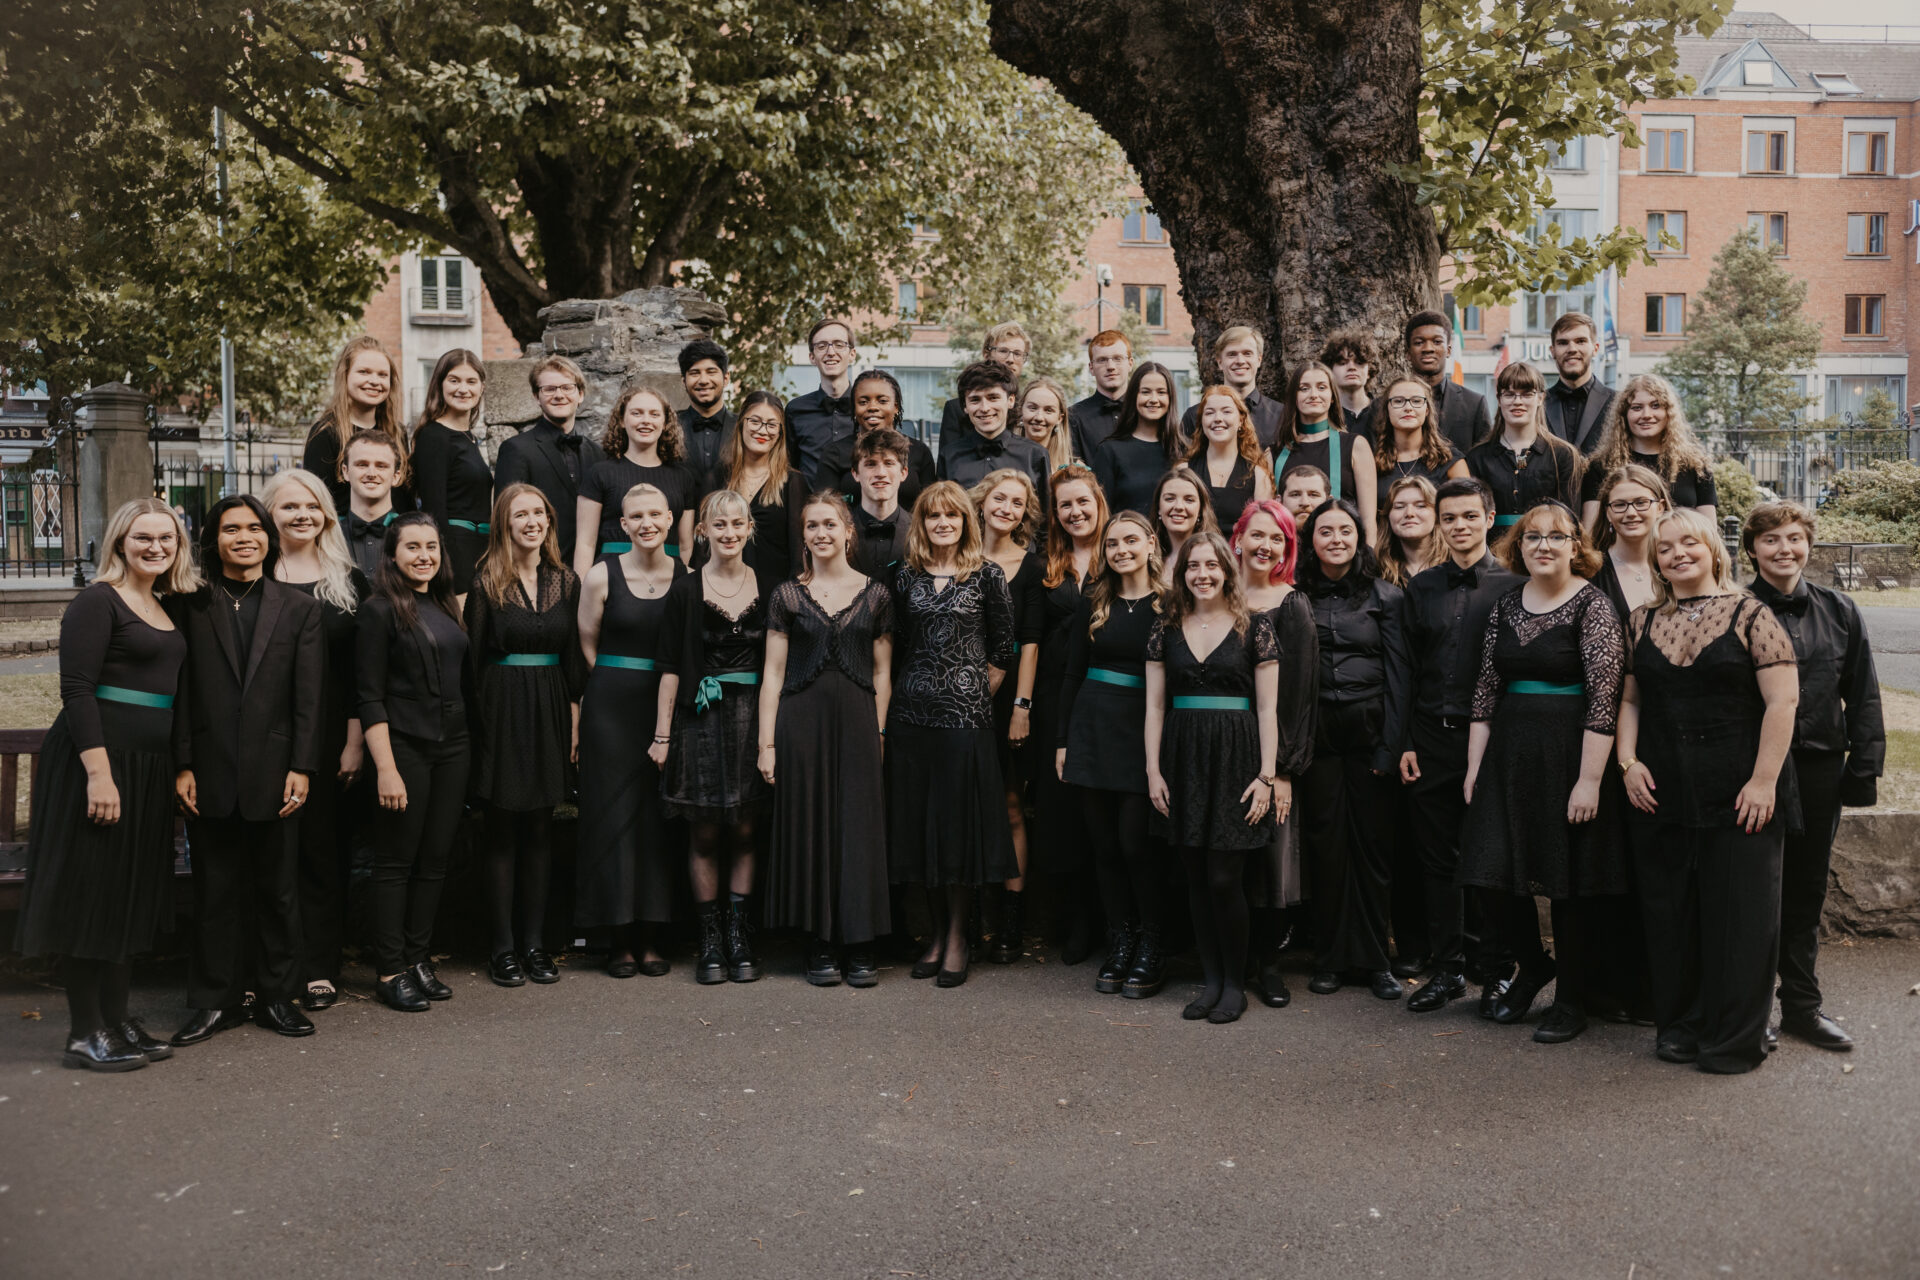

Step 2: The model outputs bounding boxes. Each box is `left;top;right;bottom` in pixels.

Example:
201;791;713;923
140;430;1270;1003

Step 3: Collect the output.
1095;263;1112;332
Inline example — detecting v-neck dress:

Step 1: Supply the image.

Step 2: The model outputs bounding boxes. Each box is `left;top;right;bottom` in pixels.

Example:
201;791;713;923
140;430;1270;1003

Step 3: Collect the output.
1147;612;1279;850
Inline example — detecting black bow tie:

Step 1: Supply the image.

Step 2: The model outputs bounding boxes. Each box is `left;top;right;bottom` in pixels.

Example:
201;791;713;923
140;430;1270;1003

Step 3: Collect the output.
349;512;395;542
1446;565;1478;589
821;394;854;417
1770;591;1809;616
977;436;1006;458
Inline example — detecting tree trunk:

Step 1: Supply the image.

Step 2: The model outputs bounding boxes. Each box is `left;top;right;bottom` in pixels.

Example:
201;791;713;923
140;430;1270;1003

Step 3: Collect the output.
989;0;1439;391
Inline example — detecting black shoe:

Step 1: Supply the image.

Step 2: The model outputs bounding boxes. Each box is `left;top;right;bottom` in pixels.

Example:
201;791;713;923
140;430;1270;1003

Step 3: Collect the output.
490;951;527;987
1492;960;1555;1025
1656;1036;1699;1064
1369;970;1404;1001
1407;971;1465;1013
1307;970;1342;995
639;958;672;978
376;971;431;1012
171;1007;247;1047
1122;930;1165;1000
723;900;759;983
988;890;1024;964
909;952;944;980
1207;991;1247;1024
695;904;727;984
1531;1001;1588;1044
935;954;970;988
1780;1010;1853;1051
1252;955;1291;1008
117;1018;173;1062
806;943;844;987
256;1000;316;1037
63;1027;147;1072
301;983;339;1012
1094;926;1135;995
844;951;880;988
1060;908;1095;966
523;949;561;984
1182;993;1217;1020
1478;975;1511;1020
606;956;641;979
1390;953;1430;980
413;961;452;1000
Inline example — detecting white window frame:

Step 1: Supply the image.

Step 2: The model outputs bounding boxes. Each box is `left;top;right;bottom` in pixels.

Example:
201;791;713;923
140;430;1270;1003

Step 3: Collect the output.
1742;117;1795;176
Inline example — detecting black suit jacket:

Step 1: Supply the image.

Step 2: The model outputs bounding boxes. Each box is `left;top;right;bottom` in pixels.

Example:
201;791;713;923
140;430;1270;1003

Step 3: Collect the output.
495;419;583;552
1544;378;1616;456
355;595;470;743
171;581;325;822
1432;380;1492;455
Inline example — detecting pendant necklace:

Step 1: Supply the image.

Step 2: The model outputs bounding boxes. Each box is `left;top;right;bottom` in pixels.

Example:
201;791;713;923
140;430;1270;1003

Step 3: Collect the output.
225;577;261;613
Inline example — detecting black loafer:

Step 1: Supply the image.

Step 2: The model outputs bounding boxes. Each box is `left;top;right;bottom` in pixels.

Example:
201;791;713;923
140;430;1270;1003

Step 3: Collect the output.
1780;1010;1852;1051
606;957;641;979
301;984;339;1012
1531;1001;1587;1044
376;971;431;1013
171;1007;248;1047
806;945;844;987
1408;972;1466;1013
1390;953;1430;980
844;951;880;988
490;951;528;987
1478;976;1511;1020
639;958;671;978
412;961;452;1000
1492;961;1555;1025
1656;1036;1699;1064
255;1000;316;1037
1369;970;1404;1001
63;1028;148;1072
1252;973;1291;1008
117;1017;173;1062
1307;971;1342;995
523;950;561;984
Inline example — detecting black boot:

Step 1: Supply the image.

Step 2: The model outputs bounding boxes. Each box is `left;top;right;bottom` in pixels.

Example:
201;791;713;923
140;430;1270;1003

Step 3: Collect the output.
1060;891;1096;966
1094;926;1135;995
694;903;726;985
1122;929;1165;999
723;898;759;983
989;889;1024;964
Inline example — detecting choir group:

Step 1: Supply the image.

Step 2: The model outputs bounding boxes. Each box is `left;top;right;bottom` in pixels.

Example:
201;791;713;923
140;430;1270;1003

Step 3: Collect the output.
12;309;1885;1079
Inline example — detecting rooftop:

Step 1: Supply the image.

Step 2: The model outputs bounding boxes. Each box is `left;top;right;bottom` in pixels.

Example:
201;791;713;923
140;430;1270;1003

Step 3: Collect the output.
1678;12;1920;101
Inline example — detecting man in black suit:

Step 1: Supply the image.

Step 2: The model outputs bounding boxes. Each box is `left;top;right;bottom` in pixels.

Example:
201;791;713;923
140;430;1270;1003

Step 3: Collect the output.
1543;311;1616;456
496;355;588;553
1069;328;1133;460
677;338;734;479
170;495;325;1046
1180;325;1283;449
938;321;1032;466
939;361;1051;499
1404;310;1492;455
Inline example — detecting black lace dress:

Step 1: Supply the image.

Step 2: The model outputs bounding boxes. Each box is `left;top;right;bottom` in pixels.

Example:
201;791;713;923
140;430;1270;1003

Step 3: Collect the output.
1459;583;1627;898
576;560;687;928
463;565;587;812
1149;612;1280;851
659;572;773;823
1249;590;1319;909
887;562;1020;886
762;579;894;943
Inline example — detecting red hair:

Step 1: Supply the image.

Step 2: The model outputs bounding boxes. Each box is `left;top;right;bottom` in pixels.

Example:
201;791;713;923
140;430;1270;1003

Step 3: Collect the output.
1230;498;1299;585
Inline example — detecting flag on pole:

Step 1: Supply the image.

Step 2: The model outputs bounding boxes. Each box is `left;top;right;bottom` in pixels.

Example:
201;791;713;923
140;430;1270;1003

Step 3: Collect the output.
1601;268;1619;359
1492;335;1512;379
1450;309;1466;386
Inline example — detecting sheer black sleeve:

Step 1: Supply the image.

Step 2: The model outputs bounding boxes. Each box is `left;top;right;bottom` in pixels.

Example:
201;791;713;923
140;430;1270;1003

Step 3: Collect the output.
1469;595;1505;723
1577;589;1625;735
1271;593;1318;777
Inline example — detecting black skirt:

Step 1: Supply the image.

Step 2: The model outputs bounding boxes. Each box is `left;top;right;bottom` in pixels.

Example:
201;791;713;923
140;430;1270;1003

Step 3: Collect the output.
447;525;489;594
469;663;573;812
662;681;771;823
1062;681;1148;794
1154;705;1272;852
575;664;678;926
990;671;1030;788
886;723;1018;886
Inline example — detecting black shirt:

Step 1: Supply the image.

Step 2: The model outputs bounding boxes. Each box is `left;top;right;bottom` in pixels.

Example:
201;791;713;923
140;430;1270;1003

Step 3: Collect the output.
1389;552;1524;737
848;504;911;583
1069;392;1125;460
785;387;858;488
345;508;398;579
941;432;1051;501
1545;377;1616;455
1463;433;1581;521
580;457;700;552
410;421;494;531
1579;451;1717;511
1090;435;1172;518
677;406;734;480
1751;577;1885;790
217;575;266;664
531;415;585;489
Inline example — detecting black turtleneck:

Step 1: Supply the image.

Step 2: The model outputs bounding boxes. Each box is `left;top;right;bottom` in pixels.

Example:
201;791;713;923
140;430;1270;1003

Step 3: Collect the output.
219;573;266;659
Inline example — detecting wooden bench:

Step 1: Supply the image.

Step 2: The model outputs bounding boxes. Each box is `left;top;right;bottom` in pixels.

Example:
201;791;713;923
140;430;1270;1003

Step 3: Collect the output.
0;728;192;913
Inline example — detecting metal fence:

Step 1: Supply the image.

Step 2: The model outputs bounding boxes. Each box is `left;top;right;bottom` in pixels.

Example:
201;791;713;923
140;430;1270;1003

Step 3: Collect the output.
1720;417;1917;506
155;454;303;537
0;400;87;582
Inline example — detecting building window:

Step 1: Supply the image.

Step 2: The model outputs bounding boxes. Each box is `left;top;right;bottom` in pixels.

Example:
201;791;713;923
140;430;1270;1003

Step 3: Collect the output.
1121;200;1166;244
1644;127;1689;173
897;280;919;323
1747;212;1788;254
1745;129;1789;174
1811;73;1862;96
1122;284;1167;329
1846;130;1890;176
418;256;465;312
1442;294;1483;334
1741;60;1775;86
1844;295;1885;338
1545;137;1586;170
1847;213;1888;257
1645;294;1685;336
1826;375;1906;420
1646;211;1686;254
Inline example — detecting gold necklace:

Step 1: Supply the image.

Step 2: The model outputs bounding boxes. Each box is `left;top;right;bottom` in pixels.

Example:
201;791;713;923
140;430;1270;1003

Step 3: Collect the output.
707;567;748;599
223;576;262;612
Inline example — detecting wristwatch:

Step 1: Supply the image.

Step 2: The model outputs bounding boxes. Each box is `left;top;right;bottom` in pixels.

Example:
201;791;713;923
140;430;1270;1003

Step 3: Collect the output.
1013;696;1033;710
1618;756;1639;775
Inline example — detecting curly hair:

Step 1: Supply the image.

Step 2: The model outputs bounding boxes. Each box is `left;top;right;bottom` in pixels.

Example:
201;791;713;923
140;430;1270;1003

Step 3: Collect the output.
603;385;687;464
1495;500;1602;578
970;468;1041;548
1593;373;1711;484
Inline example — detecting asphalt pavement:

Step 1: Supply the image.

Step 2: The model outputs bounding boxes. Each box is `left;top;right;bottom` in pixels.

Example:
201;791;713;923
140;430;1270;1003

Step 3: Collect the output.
1859;606;1920;694
3;938;1917;1279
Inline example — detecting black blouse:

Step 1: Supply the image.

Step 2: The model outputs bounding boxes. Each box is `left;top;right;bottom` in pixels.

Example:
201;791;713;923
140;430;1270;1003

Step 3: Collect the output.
766;579;893;695
410;421;493;531
1470;583;1624;735
892;562;1017;730
581;457;700;551
356;592;470;742
1261;591;1319;777
58;584;187;752
1199;453;1259;532
1463;433;1582;521
1579;451;1717;511
1092;435;1174;517
283;570;370;743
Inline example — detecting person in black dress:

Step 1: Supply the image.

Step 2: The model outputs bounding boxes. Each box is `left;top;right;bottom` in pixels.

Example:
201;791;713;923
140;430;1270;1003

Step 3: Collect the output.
1272;361;1378;543
466;484;587;987
759;492;895;986
1371;474;1439;973
409;349;493;595
708;390;810;579
14;500;196;1071
651;489;775;985
1460;502;1628;1042
887;481;1019;987
263;469;369;1012
1579;373;1717;534
1058;511;1164;995
576;482;687;978
1588;464;1670;621
576;386;699;574
1030;464;1108;964
1464;361;1582;535
1617;508;1800;1074
841;370;937;509
302;336;409;516
1372;376;1467;502
358;513;472;1013
1186;385;1274;534
1295;499;1409;1002
1231;498;1317;1008
974;469;1046;962
1746;501;1884;1052
1091;362;1185;517
1146;532;1282;1024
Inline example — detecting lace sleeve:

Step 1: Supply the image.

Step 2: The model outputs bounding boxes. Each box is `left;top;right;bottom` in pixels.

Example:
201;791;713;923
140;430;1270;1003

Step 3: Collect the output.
1740;596;1799;670
1578;590;1625;734
869;581;894;638
1469;596;1504;722
766;581;796;636
1145;617;1169;662
1250;611;1280;664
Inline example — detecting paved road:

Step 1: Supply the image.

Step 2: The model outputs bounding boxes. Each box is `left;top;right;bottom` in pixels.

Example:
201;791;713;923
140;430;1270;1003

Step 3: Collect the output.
3;939;1917;1279
1860;606;1920;694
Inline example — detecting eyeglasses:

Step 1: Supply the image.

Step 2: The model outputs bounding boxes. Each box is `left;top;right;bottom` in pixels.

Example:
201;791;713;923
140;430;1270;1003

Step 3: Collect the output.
1386;396;1427;410
811;340;854;354
1607;497;1657;514
987;345;1028;361
536;383;580;398
1497;390;1539;402
1520;531;1574;548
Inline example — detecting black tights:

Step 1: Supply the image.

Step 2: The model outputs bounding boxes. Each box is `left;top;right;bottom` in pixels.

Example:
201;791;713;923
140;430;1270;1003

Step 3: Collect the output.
485;805;554;956
1181;846;1250;1015
1085;790;1159;933
689;818;755;903
62;956;131;1038
916;885;974;967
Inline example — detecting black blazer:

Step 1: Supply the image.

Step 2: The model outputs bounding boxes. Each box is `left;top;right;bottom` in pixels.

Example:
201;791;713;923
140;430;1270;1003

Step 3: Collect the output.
494;420;583;553
356;594;471;743
1423;380;1492;456
1545;379;1617;456
171;581;325;822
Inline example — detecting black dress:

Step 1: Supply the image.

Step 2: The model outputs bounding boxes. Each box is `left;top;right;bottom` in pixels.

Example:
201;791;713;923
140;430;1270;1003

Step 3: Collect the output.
1148;613;1280;851
1027;566;1090;873
576;560;686;928
1273;428;1360;506
659;572;773;823
581;457;700;557
1248;591;1318;909
712;470;810;581
1459;583;1627;899
463;565;587;812
1058;593;1156;793
887;562;1020;886
989;552;1047;786
1091;435;1172;517
1383;439;1461;493
410;421;494;586
1200;453;1259;532
1580;450;1717;512
13;585;186;961
762;580;894;943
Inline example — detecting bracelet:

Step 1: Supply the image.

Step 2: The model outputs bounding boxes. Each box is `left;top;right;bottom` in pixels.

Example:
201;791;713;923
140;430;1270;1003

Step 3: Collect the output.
758;743;775;751
653;735;671;745
1618;756;1639;775
1012;697;1033;710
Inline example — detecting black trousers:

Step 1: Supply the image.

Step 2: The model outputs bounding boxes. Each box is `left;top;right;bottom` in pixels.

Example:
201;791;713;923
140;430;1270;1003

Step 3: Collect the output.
294;759;366;985
1300;699;1393;974
367;730;470;976
186;813;299;1009
1633;818;1784;1074
1405;715;1505;979
1779;749;1844;1018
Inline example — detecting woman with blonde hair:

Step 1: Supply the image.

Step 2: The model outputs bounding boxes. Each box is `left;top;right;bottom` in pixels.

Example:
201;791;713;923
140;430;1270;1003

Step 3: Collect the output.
303;336;408;515
1186;384;1274;532
577;385;698;574
1018;376;1076;474
13;499;197;1070
1580;373;1716;533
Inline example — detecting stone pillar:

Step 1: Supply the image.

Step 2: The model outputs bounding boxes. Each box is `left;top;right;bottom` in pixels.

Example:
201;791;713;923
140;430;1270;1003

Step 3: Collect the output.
77;382;154;568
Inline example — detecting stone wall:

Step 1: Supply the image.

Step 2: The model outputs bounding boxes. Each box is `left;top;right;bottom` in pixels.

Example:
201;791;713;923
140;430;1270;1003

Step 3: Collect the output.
480;287;726;461
1826;811;1920;938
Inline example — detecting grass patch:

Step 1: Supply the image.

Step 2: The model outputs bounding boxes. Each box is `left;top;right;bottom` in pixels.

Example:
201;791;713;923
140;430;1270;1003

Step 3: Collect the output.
0;673;61;731
1847;587;1920;609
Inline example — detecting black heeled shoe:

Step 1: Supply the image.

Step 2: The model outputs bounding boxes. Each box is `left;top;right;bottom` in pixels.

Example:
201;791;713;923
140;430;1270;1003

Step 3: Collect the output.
490;951;528;987
413;961;453;1000
63;1027;148;1072
910;941;945;980
117;1018;173;1062
936;942;970;988
523;950;561;984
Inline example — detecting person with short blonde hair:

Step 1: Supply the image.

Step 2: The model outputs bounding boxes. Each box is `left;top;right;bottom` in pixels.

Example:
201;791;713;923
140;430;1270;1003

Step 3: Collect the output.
1182;325;1282;449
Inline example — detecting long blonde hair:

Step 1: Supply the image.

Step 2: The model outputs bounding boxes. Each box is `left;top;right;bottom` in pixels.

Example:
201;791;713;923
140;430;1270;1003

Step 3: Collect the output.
1595;373;1712;484
96;498;201;595
970;468;1041;548
1086;511;1163;636
476;483;572;606
314;336;405;465
261;469;359;612
1016;377;1073;473
906;481;985;579
1375;474;1439;586
1649;506;1738;609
